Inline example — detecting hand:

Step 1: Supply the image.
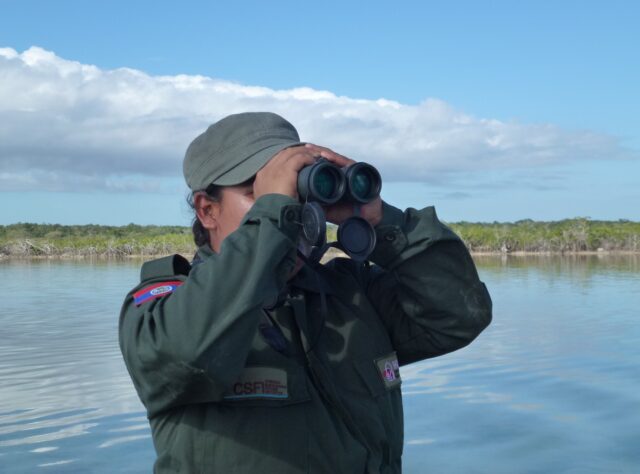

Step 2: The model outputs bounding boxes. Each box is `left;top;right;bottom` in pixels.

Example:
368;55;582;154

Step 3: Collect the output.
304;144;383;227
253;145;316;199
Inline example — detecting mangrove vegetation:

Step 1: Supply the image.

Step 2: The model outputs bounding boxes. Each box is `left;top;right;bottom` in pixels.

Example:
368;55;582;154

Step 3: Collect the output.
1;218;639;258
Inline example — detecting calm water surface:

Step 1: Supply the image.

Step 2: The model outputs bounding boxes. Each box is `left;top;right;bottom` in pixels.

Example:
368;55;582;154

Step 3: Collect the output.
0;256;638;473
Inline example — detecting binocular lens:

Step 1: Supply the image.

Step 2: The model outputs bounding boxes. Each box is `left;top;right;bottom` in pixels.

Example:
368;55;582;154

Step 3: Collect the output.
351;170;373;201
313;167;338;201
346;163;381;203
298;159;345;204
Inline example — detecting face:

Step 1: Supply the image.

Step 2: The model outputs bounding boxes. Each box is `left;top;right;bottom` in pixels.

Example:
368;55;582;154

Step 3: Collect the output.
195;180;255;253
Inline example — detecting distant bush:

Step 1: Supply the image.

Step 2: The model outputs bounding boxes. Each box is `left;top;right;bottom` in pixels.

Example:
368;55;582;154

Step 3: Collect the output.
1;219;638;257
448;218;640;253
0;223;194;257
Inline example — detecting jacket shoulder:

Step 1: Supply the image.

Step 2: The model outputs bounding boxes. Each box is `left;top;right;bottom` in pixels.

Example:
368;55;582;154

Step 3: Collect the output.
121;255;191;311
139;254;191;283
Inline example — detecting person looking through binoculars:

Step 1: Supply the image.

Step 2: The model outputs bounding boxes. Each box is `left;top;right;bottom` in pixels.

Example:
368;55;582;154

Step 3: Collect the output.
119;112;492;474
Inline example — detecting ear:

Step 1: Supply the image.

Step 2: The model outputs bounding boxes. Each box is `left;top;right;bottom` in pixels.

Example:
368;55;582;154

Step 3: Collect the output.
194;193;220;232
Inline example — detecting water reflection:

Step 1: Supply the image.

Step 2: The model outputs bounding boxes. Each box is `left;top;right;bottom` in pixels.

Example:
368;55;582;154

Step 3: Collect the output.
475;252;640;276
0;259;154;473
403;255;640;473
0;256;639;473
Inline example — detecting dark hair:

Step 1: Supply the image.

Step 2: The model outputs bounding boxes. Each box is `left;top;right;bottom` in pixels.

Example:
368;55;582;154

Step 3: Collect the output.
187;183;222;247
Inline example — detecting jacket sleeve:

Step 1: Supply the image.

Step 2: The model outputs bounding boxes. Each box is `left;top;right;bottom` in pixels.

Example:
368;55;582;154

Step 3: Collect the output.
119;194;301;417
364;201;492;366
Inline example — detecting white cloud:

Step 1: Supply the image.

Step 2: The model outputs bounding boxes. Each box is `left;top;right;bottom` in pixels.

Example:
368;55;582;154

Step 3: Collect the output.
0;46;634;192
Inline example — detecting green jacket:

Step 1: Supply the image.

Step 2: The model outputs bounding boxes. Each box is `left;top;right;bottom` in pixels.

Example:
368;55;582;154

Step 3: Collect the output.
119;194;492;474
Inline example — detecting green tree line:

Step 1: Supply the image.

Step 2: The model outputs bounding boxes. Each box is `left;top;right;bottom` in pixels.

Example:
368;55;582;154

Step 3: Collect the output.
1;218;639;257
448;218;640;253
0;223;194;257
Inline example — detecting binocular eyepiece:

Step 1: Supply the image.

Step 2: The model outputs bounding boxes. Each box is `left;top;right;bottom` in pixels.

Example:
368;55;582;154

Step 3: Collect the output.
297;159;382;204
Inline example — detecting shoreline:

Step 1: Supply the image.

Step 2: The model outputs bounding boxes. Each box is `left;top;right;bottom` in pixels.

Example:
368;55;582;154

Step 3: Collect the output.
3;221;639;260
2;249;639;261
470;249;640;256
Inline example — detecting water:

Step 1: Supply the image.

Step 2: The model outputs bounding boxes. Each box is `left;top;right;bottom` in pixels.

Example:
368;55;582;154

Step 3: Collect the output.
0;256;638;473
0;260;151;473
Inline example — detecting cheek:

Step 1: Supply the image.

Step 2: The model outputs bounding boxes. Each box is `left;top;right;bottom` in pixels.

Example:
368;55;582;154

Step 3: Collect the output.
224;197;255;229
240;198;255;216
235;198;254;222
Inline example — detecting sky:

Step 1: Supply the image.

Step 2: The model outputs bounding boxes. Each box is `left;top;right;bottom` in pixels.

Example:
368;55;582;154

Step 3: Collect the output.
0;0;638;225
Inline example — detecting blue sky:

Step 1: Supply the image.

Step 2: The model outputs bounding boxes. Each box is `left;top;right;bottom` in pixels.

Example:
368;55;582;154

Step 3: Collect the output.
0;0;638;225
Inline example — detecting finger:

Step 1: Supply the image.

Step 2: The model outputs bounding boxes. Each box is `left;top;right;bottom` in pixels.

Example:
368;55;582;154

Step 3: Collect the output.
305;143;355;166
259;147;316;180
305;143;344;159
269;144;308;165
283;150;316;172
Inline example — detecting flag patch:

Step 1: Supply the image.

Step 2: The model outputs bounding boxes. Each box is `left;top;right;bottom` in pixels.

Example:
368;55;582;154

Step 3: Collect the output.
375;352;402;389
133;281;183;306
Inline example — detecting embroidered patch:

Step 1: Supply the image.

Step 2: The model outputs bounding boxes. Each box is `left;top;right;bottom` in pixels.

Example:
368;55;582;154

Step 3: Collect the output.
375;352;402;389
223;367;288;400
133;281;183;306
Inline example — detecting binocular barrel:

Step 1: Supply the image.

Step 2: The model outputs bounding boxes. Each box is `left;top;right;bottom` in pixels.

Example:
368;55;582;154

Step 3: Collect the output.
297;159;382;204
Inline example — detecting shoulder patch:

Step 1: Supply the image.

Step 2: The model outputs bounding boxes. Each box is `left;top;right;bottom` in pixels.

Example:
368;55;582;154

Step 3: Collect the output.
375;352;402;390
133;281;183;306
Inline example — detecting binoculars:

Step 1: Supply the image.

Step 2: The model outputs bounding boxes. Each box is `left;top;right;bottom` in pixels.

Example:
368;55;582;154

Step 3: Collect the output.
296;159;382;262
297;159;382;205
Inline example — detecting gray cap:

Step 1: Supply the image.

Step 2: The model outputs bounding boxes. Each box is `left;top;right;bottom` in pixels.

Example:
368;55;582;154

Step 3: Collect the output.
183;112;302;190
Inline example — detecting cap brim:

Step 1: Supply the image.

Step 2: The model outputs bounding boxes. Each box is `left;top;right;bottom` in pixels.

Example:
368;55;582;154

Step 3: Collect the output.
212;140;304;186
